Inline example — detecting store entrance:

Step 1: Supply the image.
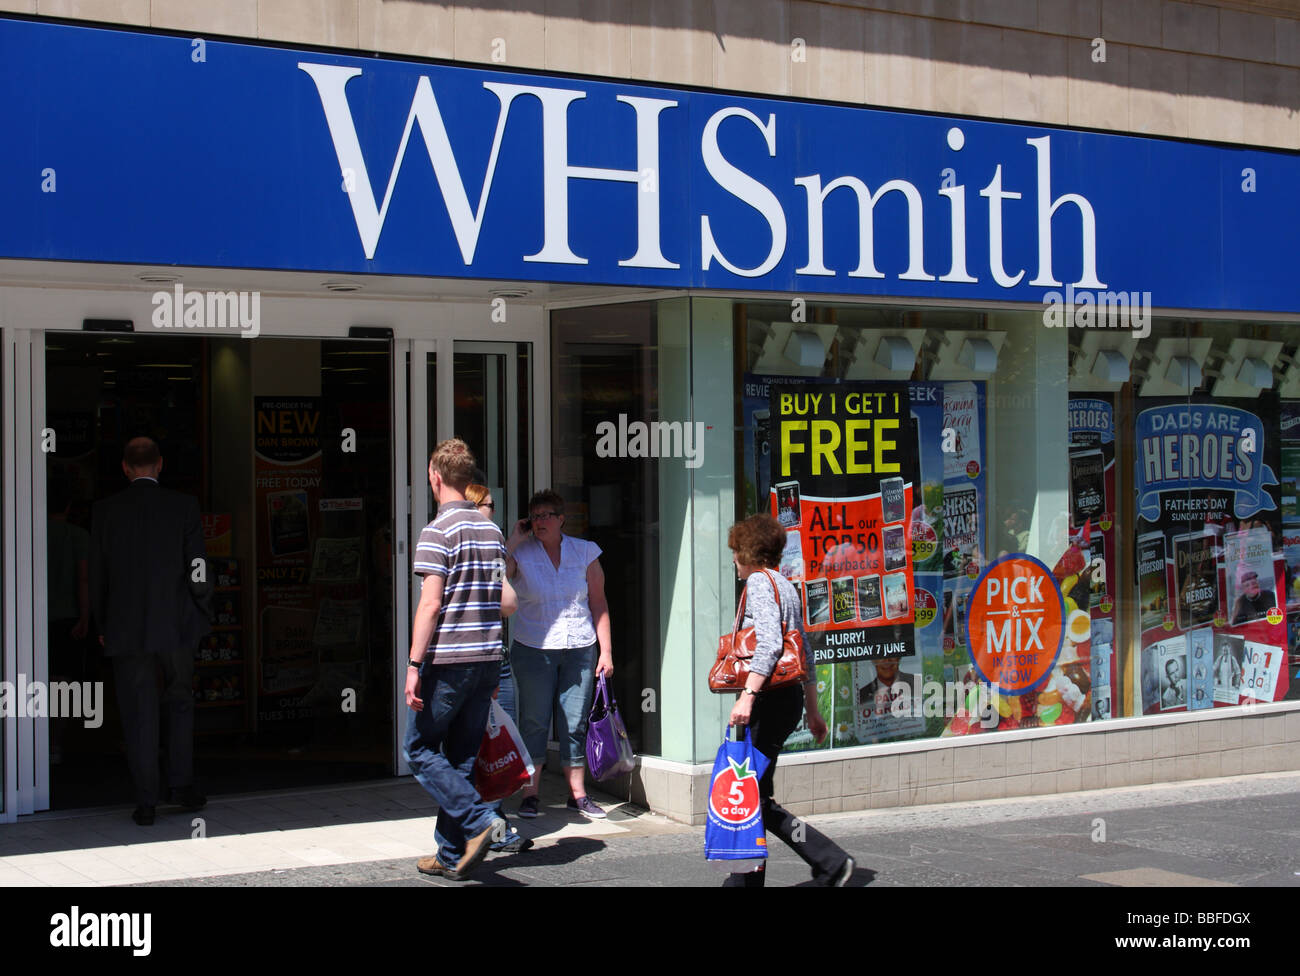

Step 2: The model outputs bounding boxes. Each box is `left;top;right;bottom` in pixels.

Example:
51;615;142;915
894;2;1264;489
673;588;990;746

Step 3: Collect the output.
44;332;395;809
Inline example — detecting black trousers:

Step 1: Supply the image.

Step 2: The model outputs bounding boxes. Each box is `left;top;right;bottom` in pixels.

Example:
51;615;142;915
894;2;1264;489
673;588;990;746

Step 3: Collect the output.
112;647;195;808
725;684;849;887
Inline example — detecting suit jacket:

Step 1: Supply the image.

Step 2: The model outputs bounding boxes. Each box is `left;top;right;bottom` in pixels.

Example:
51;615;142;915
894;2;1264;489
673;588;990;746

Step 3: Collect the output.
90;479;212;657
857;670;919;709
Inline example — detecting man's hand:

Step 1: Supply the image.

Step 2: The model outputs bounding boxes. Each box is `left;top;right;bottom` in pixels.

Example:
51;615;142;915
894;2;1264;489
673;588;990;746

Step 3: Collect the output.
71;617;88;640
405;666;423;712
596;653;614;678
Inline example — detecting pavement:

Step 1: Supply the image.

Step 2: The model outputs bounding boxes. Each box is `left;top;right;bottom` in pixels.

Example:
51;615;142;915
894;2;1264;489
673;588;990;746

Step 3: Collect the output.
0;770;1296;887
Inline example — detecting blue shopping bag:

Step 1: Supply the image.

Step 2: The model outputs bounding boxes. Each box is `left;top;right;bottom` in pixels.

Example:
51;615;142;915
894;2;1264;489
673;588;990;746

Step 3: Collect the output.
703;727;770;869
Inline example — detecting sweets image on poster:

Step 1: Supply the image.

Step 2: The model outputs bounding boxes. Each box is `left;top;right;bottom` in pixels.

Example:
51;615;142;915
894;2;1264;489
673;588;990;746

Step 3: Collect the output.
1137;531;1169;632
1187;628;1214;710
1224;527;1277;626
1212;633;1245;704
1172;532;1219;631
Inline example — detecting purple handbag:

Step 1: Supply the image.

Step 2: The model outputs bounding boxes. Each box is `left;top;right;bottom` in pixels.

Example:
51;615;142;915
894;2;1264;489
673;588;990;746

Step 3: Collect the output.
585;674;636;781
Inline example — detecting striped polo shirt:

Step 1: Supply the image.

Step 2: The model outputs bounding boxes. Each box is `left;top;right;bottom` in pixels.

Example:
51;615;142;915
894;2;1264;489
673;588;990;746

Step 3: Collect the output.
414;500;506;664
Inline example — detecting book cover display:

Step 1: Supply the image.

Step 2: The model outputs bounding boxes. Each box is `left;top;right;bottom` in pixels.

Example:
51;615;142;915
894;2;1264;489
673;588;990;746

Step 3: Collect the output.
1134;397;1291;712
1067;395;1120;722
1279;400;1300;698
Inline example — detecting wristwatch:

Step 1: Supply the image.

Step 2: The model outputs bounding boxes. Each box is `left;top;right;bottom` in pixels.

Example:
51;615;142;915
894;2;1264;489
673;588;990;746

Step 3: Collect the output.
743;688;760;697
408;658;424;668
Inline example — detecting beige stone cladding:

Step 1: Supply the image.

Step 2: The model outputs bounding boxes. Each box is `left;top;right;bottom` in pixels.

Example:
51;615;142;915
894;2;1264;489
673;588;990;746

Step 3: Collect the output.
18;1;1299;149
609;703;1300;824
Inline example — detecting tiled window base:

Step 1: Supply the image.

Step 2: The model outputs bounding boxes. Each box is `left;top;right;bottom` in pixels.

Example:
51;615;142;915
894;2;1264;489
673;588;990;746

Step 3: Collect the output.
607;703;1300;826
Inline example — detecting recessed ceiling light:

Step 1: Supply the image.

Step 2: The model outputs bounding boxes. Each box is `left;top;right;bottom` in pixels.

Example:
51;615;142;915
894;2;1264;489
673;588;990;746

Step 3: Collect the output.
489;287;531;299
136;271;181;284
324;280;363;293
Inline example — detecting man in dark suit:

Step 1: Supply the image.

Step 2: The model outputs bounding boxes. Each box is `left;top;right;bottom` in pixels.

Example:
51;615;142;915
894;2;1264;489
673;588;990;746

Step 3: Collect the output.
91;437;212;825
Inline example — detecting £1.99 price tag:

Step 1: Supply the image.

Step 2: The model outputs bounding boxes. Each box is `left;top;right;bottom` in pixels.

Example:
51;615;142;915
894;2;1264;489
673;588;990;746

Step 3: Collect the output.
965;554;1065;695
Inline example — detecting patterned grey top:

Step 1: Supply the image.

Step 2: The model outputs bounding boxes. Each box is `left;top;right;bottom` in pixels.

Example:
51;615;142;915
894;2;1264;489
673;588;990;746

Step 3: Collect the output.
738;568;815;685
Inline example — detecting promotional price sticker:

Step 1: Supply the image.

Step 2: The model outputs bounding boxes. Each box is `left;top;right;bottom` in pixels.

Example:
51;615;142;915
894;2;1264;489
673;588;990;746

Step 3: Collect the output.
965;554;1065;694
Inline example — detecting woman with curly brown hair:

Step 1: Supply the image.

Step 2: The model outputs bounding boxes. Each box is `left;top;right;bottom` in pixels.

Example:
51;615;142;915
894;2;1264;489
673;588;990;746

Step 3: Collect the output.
724;514;854;887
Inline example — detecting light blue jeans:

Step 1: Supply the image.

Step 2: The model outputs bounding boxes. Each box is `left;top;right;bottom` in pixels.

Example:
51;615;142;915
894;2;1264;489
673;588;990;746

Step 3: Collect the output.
511;640;597;768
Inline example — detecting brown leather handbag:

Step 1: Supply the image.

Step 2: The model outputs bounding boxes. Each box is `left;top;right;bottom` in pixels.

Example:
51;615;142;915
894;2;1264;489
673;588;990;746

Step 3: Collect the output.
709;568;809;693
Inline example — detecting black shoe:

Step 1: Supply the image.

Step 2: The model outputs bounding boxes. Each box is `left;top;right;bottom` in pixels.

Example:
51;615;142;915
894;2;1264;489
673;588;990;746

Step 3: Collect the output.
823;857;855;887
170;786;206;811
491;830;535;853
132;806;155;826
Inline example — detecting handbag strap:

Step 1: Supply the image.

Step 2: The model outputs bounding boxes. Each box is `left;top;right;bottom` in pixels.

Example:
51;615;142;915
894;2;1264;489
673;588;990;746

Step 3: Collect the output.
730;580;749;637
758;568;788;640
733;568;787;637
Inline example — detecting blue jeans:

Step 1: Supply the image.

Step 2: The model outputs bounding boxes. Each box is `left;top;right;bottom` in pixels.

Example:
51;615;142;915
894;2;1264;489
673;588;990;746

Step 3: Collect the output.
403;660;501;870
511;640;597;768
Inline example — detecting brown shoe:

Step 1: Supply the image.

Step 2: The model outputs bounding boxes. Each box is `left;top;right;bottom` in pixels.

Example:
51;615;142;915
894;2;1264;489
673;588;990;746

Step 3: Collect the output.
416;855;461;881
457;817;505;878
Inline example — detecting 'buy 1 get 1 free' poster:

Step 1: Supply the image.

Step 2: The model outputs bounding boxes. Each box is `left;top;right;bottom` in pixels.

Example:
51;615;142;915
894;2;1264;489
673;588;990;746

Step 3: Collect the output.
770;382;917;665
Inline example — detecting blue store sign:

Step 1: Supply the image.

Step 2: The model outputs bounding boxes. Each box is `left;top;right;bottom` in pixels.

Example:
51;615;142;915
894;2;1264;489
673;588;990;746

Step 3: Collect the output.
1;17;1297;311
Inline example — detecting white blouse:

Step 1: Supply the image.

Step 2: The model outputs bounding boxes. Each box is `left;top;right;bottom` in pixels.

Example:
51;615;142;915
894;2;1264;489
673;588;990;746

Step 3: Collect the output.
511;534;603;649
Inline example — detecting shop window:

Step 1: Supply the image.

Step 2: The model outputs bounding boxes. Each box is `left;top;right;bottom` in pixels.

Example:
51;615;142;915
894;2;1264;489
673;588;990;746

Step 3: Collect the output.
728;302;1298;760
1118;320;1299;716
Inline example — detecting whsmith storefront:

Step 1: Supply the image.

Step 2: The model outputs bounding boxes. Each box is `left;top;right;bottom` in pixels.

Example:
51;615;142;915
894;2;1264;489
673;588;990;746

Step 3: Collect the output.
3;13;1299;824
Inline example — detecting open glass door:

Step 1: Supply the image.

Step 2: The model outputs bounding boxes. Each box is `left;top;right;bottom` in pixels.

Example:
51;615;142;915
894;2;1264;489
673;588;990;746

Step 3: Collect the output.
407;338;532;615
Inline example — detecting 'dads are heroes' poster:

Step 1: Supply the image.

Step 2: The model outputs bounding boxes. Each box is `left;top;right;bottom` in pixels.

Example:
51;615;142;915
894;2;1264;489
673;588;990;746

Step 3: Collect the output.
1135;397;1290;712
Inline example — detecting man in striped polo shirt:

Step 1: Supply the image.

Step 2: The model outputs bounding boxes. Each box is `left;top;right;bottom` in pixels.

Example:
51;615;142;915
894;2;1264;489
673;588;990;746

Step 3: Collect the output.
404;438;512;880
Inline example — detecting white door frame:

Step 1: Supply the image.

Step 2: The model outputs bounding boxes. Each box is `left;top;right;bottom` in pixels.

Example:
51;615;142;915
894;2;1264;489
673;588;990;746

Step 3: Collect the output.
400;337;537;749
2;329;46;821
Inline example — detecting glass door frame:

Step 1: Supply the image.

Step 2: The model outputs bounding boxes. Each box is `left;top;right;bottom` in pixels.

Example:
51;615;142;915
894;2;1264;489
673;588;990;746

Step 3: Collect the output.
398;331;548;775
